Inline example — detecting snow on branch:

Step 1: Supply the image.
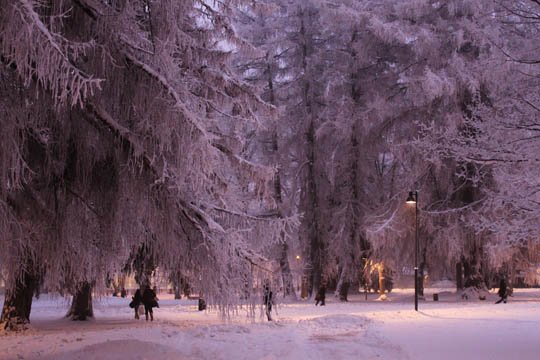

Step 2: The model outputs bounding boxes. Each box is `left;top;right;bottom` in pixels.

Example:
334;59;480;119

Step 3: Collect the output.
123;53;210;138
209;205;280;221
0;0;102;106
366;206;400;235
84;102;215;233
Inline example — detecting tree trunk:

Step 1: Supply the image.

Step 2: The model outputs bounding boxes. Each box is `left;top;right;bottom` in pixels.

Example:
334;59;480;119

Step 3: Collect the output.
66;282;93;321
335;264;350;301
272;128;295;300
0;269;38;331
268;55;296;300
132;242;156;289
335;122;360;303
419;246;427;297
297;11;323;298
378;262;385;296
339;281;350;301
170;271;182;299
182;279;191;298
463;256;484;289
306;118;323;297
173;285;182;300
279;242;296;299
110;274;124;296
456;260;464;291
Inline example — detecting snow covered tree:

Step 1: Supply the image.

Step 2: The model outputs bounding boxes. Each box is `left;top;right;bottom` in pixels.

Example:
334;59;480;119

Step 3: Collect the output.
0;0;282;329
237;0;507;299
234;2;300;299
414;0;540;285
235;0;334;298
317;0;506;296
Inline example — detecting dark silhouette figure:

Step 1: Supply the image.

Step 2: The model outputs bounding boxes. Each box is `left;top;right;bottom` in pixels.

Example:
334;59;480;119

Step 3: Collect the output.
198;297;207;311
495;279;507;304
263;285;273;321
130;289;143;319
315;285;326;306
142;286;159;321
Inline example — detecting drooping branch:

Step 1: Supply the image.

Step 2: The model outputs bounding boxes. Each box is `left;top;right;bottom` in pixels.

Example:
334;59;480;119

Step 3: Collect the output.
84;102;210;232
1;0;103;106
123;53;209;137
72;0;99;20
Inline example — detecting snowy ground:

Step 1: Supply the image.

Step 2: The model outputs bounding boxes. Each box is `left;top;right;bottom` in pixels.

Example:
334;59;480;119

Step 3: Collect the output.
1;287;540;360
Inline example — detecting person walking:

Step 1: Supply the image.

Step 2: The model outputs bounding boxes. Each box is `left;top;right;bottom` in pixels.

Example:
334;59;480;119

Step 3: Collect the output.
142;286;159;321
495;278;508;304
315;284;326;306
263;284;273;321
130;288;143;319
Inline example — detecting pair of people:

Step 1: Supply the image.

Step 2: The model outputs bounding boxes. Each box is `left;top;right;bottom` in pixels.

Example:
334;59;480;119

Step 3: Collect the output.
131;286;159;321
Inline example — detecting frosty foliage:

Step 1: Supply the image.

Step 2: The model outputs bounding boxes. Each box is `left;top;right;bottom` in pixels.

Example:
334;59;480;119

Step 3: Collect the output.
0;0;288;316
235;0;526;293
414;0;540;279
2;0;540;326
0;0;102;107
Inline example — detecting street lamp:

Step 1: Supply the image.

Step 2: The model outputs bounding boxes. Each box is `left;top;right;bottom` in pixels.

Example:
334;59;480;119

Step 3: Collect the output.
406;190;419;311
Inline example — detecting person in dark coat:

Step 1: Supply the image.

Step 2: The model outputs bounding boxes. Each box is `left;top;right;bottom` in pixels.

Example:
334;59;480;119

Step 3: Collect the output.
131;288;143;319
315;285;326;306
263;285;273;321
142;286;159;321
495;278;508;304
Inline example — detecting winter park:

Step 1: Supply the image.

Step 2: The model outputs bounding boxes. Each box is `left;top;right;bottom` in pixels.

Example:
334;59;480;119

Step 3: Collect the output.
2;0;540;359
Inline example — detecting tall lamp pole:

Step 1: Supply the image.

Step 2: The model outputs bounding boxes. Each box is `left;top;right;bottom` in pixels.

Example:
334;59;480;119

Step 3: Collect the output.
406;190;419;311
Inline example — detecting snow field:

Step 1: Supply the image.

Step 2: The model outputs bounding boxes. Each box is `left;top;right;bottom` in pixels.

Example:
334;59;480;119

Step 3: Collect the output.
1;289;540;359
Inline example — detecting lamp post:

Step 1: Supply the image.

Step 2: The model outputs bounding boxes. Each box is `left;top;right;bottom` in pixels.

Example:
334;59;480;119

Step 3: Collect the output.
406;190;419;311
